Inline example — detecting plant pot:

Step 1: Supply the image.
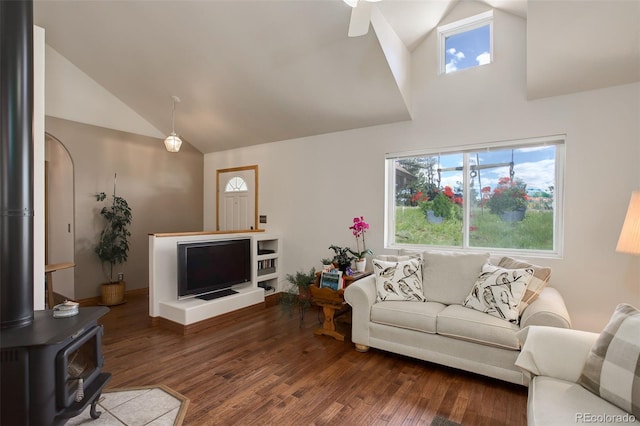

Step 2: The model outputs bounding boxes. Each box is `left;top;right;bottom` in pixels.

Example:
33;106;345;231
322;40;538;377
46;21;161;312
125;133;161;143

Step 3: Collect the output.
355;258;366;273
499;209;526;222
100;280;126;306
425;210;443;224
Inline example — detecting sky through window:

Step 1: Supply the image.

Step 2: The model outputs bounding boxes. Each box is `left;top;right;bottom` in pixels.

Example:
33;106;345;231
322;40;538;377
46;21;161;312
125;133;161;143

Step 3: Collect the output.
444;24;491;73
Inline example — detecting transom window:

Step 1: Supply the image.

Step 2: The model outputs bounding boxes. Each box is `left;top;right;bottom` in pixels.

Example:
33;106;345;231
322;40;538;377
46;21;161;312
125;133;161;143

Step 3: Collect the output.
439;11;493;74
385;136;565;256
225;176;248;192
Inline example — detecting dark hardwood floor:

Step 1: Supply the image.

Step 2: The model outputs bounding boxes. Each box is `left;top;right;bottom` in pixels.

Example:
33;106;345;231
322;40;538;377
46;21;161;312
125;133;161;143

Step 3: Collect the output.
99;292;527;425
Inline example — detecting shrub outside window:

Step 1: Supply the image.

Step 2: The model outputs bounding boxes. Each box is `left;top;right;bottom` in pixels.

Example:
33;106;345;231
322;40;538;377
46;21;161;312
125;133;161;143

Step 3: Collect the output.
385;136;565;256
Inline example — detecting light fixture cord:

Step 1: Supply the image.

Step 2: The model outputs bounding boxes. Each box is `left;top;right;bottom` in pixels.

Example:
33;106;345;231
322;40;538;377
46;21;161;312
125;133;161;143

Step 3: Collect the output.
171;98;176;134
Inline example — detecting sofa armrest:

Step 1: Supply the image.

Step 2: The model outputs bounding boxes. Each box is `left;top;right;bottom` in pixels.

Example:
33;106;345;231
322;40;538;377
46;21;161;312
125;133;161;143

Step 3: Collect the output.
515;326;598;383
520;287;571;329
344;275;377;346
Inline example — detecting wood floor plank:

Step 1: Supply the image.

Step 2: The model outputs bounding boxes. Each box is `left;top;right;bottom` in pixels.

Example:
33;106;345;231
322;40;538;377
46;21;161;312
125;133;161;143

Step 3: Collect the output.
98;292;527;425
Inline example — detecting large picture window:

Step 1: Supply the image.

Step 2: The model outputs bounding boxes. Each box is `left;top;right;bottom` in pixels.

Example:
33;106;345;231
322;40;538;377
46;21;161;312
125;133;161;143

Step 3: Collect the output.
385;136;565;256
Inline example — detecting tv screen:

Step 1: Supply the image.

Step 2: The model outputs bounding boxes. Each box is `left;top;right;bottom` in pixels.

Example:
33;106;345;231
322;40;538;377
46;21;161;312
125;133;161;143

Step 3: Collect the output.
177;238;251;300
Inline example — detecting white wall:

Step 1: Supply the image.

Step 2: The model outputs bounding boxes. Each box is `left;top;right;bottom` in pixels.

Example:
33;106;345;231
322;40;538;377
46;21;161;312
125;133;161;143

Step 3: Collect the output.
34;26;45;310
204;5;640;332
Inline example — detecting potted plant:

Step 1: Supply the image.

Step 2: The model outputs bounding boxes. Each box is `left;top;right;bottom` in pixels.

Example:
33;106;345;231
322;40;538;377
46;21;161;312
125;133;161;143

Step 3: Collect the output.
418;186;462;223
327;245;356;273
280;267;316;324
484;177;528;222
95;174;132;305
347;216;373;272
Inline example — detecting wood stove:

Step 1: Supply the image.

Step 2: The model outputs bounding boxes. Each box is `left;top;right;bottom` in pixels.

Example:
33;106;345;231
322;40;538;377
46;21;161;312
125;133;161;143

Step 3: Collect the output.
0;1;112;424
0;308;112;425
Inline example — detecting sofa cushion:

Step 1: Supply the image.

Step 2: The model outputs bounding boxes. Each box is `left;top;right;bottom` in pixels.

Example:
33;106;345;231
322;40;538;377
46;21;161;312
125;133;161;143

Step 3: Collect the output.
528;376;639;426
372;258;424;302
376;251;422;262
437;305;521;350
422;251;489;305
498;256;551;314
463;263;533;324
578;303;640;418
371;301;445;333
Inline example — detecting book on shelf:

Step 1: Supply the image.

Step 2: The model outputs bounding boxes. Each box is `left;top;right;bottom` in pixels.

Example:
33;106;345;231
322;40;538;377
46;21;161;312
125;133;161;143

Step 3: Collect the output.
319;271;344;291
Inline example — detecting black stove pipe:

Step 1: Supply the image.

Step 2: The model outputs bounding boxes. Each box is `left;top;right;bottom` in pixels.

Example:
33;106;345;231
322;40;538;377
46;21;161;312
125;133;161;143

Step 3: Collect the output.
0;0;35;328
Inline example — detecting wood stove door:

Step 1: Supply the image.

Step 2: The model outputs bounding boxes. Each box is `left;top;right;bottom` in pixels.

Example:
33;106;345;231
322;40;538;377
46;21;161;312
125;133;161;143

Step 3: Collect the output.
55;324;104;409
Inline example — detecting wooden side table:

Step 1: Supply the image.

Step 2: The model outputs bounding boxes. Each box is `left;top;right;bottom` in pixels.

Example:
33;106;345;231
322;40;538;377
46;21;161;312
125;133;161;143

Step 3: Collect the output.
45;262;75;309
310;271;372;341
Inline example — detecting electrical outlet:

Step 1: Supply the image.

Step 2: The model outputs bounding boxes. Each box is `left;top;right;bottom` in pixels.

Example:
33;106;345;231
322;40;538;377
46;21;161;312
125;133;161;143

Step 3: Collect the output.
117;273;124;282
259;215;267;224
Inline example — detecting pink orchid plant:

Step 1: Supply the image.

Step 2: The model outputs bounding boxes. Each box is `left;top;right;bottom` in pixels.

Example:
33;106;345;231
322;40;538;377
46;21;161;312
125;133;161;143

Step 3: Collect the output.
348;216;373;259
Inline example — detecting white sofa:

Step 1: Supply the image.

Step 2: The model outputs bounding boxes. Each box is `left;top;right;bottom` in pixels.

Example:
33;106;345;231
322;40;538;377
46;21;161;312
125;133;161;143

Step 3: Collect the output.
344;252;571;386
516;326;639;425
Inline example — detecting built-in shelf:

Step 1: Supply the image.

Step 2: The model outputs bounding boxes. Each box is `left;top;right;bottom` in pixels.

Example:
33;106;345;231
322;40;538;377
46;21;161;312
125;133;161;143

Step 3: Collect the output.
149;232;281;327
256;236;279;289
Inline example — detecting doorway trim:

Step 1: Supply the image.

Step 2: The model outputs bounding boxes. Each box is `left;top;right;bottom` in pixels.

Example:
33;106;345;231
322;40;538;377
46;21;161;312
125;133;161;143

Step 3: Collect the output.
216;165;259;232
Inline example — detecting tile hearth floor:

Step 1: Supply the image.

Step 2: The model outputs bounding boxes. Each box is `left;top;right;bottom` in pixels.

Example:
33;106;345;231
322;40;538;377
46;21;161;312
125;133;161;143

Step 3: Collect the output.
67;385;188;426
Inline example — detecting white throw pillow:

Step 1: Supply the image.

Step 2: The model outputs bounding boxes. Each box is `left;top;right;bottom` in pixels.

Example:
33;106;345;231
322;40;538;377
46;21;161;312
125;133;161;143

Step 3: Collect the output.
422;251;489;305
372;258;424;302
463;263;533;324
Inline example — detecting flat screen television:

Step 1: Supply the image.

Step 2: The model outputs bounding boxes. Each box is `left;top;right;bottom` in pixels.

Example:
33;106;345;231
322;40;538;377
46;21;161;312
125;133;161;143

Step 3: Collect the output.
177;238;251;300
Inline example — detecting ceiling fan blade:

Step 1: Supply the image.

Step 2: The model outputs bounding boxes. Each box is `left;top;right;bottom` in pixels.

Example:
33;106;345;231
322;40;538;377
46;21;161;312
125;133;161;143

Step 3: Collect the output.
348;1;372;37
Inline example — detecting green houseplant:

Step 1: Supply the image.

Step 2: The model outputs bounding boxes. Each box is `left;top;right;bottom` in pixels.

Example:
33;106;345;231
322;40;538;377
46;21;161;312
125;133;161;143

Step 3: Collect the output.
280;267;317;324
95;174;132;305
484;177;528;221
327;245;356;272
418;186;462;223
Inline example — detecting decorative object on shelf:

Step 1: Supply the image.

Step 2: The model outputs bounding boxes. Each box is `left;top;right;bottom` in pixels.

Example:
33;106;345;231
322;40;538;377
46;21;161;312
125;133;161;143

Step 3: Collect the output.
616;191;640;255
347;216;373;272
280;267;316;325
326;245;356;273
320;270;343;290
53;300;80;318
95;173;132;306
483;177;528;221
164;95;182;153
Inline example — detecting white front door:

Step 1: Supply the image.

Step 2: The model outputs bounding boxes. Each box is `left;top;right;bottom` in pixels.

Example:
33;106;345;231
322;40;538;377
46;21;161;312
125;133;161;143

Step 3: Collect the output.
218;169;255;231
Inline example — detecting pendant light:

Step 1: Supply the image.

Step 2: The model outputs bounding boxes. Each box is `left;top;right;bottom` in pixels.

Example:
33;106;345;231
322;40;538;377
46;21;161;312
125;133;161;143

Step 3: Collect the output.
164;95;182;153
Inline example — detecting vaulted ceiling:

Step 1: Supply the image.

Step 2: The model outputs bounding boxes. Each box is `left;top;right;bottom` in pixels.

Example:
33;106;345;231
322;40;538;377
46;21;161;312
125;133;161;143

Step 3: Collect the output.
34;1;639;154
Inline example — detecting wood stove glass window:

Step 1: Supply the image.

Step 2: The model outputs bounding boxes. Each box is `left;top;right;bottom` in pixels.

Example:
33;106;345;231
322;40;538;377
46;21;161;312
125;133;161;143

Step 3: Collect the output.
56;325;104;408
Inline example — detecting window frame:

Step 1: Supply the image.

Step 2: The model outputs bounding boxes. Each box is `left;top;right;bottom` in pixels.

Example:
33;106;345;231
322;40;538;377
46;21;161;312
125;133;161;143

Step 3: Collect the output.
438;10;494;75
384;135;566;258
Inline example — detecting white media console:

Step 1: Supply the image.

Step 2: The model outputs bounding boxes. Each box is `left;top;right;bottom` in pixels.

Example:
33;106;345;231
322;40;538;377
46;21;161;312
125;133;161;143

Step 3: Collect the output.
149;231;280;326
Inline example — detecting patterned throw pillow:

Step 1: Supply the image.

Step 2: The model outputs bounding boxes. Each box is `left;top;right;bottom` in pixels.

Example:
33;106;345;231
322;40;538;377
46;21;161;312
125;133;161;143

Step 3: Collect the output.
372;258;424;302
498;257;551;314
463;263;534;324
578;303;640;418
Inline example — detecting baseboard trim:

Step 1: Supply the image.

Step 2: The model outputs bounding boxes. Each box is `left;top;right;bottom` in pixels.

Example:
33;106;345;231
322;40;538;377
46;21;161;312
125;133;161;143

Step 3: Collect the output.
77;287;149;307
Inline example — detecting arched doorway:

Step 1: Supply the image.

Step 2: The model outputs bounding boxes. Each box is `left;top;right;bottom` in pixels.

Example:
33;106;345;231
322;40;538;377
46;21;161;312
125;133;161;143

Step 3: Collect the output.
45;133;75;299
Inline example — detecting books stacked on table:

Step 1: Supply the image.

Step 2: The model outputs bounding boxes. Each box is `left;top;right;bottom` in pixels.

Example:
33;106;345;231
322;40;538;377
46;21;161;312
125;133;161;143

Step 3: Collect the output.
53;300;80;318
